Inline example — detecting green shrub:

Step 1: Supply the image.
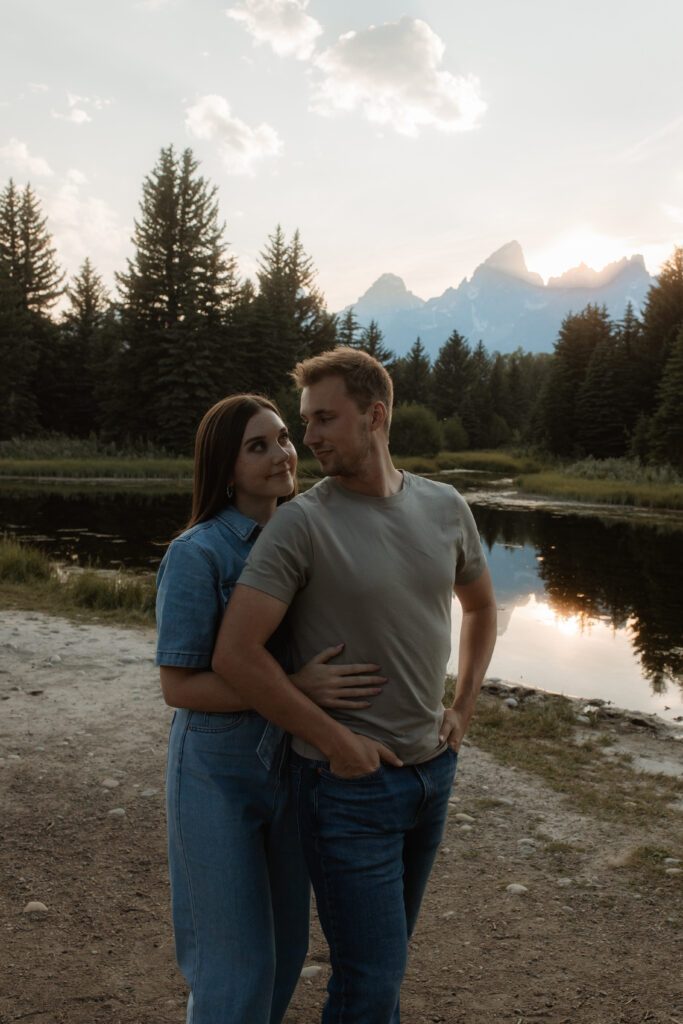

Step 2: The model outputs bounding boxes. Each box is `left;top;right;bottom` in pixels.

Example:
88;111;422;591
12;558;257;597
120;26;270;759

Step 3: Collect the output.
0;536;53;583
390;403;442;456
65;572;156;614
442;415;469;451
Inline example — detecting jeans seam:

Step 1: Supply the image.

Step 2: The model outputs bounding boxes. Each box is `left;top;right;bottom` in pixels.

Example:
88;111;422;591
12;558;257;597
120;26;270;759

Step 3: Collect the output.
174;714;200;1021
311;770;349;1023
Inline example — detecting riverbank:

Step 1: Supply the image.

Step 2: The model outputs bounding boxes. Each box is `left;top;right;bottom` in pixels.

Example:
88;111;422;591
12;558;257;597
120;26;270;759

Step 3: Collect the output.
1;610;681;1024
2;451;681;509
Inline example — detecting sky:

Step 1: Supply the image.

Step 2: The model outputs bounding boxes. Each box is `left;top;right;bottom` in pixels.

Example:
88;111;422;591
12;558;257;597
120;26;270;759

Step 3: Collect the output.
2;0;682;311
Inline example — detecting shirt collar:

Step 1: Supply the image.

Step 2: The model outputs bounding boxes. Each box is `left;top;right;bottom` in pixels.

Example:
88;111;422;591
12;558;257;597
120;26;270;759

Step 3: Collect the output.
215;504;262;542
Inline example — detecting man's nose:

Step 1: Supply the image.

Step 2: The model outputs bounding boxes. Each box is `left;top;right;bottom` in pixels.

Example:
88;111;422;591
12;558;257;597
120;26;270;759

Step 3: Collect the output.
303;422;316;446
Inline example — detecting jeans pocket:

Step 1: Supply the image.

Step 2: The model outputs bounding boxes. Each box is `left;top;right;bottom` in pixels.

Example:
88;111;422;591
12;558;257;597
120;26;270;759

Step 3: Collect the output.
187;710;246;733
319;763;385;783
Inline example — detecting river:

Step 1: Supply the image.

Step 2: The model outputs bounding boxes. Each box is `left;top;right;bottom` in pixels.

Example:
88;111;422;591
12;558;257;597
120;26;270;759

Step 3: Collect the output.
1;474;682;723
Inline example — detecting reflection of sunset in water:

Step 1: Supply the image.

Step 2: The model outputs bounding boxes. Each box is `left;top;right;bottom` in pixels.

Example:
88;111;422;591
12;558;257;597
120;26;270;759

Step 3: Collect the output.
449;593;683;723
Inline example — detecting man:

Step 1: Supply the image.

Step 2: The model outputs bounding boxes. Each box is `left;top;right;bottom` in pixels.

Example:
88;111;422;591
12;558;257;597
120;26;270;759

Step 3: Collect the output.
213;347;497;1024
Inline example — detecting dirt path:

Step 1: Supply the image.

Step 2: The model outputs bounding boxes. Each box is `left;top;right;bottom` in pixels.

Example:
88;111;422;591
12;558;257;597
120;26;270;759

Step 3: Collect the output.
1;611;681;1024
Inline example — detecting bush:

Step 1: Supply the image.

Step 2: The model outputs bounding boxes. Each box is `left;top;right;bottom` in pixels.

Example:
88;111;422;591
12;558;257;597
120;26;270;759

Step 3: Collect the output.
442;414;469;451
65;572;156;614
390;403;442;456
0;536;53;583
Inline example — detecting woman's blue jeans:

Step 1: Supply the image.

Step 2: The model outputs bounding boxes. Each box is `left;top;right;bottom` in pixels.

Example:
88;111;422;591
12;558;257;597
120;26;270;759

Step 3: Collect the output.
292;746;457;1024
166;709;311;1024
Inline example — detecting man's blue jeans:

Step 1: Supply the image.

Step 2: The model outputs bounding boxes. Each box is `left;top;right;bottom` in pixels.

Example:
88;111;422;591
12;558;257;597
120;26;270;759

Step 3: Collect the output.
292;746;457;1024
167;709;310;1024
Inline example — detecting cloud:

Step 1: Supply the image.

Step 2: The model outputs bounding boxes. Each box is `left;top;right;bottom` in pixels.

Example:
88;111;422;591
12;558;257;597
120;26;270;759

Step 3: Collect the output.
226;0;322;60
28;82;49;93
0;137;54;177
53;107;92;124
45;175;128;277
311;16;486;137
52;93;111;124
185;94;282;175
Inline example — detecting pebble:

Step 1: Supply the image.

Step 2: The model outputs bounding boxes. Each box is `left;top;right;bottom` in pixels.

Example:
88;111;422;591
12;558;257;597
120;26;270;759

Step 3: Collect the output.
459;824;473;833
49;655;61;664
441;910;455;919
140;789;157;798
454;813;475;823
108;808;126;817
506;884;528;895
23;901;48;915
300;966;322;979
664;858;680;865
556;877;573;887
665;868;682;876
503;697;519;709
101;778;119;789
7;754;21;761
576;715;591;724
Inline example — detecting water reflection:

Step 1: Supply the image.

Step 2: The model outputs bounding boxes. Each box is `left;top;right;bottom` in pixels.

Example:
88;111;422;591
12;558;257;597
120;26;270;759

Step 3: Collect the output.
463;505;683;715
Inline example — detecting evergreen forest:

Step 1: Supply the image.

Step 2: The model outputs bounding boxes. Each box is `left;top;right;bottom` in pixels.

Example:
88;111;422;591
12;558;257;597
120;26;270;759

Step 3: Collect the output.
1;146;681;468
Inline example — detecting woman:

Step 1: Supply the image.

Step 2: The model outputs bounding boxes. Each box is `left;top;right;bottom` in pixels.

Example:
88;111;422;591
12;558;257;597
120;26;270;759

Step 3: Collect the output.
155;394;384;1024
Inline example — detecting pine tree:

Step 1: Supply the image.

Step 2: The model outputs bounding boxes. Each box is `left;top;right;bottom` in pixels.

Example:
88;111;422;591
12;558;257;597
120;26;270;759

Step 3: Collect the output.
432;330;472;420
576;334;630;457
354;319;394;365
57;259;117;435
0;267;37;437
539;304;612;455
460;340;493;448
337;307;360;347
638;247;683;414
649;325;683;468
116;146;239;449
0;179;64;313
250;225;337;396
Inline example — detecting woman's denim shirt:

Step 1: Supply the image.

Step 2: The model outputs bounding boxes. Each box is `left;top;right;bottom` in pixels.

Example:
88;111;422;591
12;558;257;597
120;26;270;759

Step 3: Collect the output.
156;505;289;670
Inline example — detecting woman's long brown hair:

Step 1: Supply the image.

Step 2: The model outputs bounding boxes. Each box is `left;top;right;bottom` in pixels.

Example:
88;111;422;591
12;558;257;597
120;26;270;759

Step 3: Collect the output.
184;393;297;531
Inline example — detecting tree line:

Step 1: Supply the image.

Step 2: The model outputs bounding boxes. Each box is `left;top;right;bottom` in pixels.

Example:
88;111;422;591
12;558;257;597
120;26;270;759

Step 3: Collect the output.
0;145;681;466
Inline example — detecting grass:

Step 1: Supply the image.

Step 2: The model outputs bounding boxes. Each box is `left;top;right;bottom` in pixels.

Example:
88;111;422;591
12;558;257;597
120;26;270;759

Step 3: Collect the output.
0;536;156;625
0;456;194;479
515;471;683;509
457;687;683;828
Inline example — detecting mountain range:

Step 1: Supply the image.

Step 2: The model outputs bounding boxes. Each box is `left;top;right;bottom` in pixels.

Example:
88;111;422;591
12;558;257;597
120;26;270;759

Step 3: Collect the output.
343;241;654;358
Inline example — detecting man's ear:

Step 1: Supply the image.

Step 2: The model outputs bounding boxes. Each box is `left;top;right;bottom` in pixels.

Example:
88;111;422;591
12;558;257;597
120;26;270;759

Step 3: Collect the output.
368;401;388;433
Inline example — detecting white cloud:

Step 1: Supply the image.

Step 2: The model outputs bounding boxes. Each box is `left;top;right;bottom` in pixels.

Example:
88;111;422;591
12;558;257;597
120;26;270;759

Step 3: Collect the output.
311;16;486;137
0;137;54;177
45;175;128;278
226;0;322;60
53;107;92;124
52;93;111;124
185;94;282;175
28;82;49;93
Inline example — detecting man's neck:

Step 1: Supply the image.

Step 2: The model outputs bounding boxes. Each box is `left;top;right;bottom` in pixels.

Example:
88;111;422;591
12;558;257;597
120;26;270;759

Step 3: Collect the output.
333;447;403;497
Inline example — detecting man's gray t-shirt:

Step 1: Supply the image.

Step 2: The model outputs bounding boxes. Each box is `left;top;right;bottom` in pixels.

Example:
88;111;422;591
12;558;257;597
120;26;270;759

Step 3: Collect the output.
238;472;487;765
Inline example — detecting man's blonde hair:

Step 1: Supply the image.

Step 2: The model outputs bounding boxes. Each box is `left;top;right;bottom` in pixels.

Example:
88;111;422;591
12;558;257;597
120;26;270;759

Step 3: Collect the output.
291;347;393;430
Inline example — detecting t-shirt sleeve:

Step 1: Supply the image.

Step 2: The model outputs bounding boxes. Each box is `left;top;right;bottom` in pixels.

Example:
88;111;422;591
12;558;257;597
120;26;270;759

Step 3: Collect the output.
155;539;221;668
238;502;312;606
452;491;488;586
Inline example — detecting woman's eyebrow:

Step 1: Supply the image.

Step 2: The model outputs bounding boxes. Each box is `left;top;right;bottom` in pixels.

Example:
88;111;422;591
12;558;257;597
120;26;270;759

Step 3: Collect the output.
243;433;266;445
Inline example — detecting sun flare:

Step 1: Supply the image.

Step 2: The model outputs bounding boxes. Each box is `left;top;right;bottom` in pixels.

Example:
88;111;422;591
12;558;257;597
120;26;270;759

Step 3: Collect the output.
527;229;635;283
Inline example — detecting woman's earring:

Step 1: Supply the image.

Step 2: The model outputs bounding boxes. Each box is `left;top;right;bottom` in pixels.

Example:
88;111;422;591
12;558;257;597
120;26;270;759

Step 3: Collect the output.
226;483;234;500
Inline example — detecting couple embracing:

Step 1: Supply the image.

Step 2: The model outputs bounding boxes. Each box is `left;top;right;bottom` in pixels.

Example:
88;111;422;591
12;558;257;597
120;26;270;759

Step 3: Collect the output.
155;347;497;1024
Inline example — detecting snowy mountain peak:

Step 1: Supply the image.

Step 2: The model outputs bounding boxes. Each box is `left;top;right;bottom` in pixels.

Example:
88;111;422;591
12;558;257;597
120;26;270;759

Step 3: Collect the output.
480;241;544;286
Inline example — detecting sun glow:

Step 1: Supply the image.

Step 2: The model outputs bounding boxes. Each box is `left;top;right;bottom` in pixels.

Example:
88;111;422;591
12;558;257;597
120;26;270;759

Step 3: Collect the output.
527;229;636;283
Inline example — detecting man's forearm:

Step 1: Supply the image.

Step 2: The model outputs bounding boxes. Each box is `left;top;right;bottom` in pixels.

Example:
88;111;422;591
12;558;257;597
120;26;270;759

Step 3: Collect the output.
212;640;353;760
451;602;497;726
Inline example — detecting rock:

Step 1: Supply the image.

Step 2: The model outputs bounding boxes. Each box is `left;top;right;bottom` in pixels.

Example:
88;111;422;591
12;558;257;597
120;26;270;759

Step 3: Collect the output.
300;966;322;979
441;910;455;919
23;901;48;915
506;884;528;895
455;813;475;823
49;654;61;664
503;697;519;709
140;789;157;798
460;824;473;833
665;868;682;876
108;808;126;817
517;838;537;849
576;715;591;724
101;778;119;789
663;858;680;865
556;877;573;887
